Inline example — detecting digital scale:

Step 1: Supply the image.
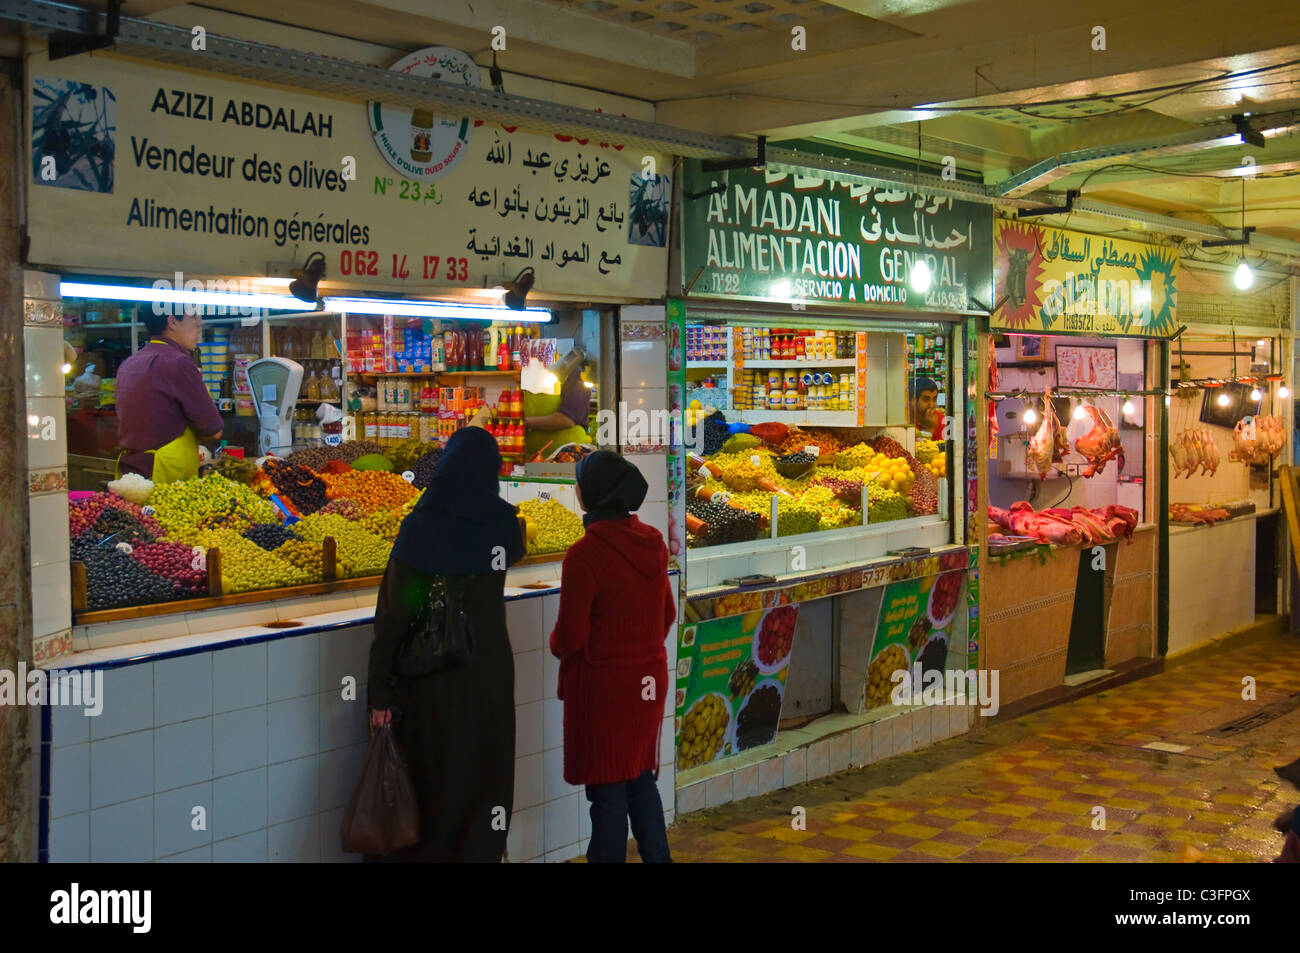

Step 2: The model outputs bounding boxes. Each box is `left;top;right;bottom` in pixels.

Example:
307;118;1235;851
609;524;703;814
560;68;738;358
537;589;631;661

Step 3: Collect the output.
246;357;304;457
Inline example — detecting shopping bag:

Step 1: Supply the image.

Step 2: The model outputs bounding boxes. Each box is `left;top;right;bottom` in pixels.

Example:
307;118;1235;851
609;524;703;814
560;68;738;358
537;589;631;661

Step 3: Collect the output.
340;723;420;854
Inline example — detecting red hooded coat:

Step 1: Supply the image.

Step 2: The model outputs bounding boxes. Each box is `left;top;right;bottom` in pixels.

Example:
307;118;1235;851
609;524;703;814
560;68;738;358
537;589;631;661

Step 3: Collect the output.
549;516;675;786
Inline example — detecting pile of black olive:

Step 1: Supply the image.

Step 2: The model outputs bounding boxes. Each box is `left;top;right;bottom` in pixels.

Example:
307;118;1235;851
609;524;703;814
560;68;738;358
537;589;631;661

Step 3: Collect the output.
686;497;762;545
409;446;445;489
242;523;303;551
91;506;157;546
735;683;782;750
262;458;328;514
71;535;178;610
700;411;732;456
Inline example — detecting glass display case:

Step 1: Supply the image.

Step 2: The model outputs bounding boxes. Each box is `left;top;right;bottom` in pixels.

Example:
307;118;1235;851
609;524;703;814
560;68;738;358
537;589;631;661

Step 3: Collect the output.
681;313;955;557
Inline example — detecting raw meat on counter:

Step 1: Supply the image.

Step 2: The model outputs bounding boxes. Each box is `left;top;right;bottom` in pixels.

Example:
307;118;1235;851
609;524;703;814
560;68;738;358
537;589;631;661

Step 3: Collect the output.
988;502;1138;546
1169;503;1231;525
1074;405;1124;477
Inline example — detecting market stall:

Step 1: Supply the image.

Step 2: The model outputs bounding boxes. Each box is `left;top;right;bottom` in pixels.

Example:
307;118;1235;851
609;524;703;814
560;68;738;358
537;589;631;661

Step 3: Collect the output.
668;161;992;811
981;220;1170;706
25;41;673;863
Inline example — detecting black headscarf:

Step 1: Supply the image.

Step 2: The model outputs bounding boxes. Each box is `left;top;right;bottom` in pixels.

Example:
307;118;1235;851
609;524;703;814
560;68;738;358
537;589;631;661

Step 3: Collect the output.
575;450;648;527
390;426;524;575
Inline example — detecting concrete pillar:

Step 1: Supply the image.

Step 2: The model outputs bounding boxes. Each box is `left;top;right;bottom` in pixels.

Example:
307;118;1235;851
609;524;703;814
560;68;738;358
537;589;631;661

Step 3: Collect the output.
0;55;35;862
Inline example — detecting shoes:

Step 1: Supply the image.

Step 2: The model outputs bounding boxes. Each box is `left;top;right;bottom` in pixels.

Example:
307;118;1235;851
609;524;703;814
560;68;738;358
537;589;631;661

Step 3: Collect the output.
1275;756;1300;790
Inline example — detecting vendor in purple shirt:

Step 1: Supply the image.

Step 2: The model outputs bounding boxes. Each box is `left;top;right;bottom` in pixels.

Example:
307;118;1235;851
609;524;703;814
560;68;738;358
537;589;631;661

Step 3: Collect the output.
523;346;592;459
114;307;224;483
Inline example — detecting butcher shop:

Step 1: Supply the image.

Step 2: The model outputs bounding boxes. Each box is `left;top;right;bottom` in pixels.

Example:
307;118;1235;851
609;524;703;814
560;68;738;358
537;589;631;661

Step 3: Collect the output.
980;220;1171;711
670;160;992;813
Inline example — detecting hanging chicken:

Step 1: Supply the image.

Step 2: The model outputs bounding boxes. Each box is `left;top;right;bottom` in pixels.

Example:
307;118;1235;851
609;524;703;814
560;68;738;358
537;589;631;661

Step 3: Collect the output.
1026;389;1060;479
1074;404;1124;477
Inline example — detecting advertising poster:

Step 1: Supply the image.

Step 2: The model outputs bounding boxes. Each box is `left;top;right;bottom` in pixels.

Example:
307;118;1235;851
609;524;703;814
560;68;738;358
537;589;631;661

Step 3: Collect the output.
680;161;991;313
27;48;669;298
863;569;965;710
675;604;798;770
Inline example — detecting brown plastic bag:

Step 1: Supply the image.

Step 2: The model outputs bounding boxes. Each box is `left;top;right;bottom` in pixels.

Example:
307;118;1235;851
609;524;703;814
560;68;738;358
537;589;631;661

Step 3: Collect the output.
340;723;420;854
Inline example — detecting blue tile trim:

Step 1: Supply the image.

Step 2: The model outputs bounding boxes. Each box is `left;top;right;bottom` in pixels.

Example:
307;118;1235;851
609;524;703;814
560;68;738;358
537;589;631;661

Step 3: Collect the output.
39;702;51;863
63;570;679;673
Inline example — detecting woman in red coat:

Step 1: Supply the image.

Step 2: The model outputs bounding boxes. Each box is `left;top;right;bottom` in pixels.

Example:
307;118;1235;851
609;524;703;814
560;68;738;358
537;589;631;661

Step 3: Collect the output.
550;451;675;863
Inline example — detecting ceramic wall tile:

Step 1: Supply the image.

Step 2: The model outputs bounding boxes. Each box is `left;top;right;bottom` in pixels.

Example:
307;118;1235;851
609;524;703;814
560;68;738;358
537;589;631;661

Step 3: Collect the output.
24;269;60;299
212;643;268;714
90;730;154;809
518;700;544;756
733;763;760;802
24;325;65;398
51;743;89;819
542;746;568;802
621;338;663;390
268;817;319;862
317;626;372;692
851;724;872;766
783;747;807;788
49;812;89;863
153;782;213;859
318;743;364;813
828;732;852;775
267;695;318;764
638;499;669;537
213;830;267;863
619;389;669;444
212;767;268;840
543;792;581;853
268;756;319;826
806;739;831;781
25;396;66;470
676;779;707;815
90;797;154;863
626;451;668;503
758;756;786;795
214;706;268;777
85;614;190;650
154;718;213;792
267;635;319;702
90;663;154;740
705;772;734;809
514;752;543;811
514;649;544;706
30;560;71;641
154;653;213;726
507;598;544;653
28;493;68;568
506;805;545;863
318;686;364;752
50;672;91;747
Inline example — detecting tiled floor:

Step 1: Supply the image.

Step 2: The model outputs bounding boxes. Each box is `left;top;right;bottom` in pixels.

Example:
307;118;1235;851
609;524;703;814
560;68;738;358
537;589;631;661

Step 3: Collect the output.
650;633;1300;863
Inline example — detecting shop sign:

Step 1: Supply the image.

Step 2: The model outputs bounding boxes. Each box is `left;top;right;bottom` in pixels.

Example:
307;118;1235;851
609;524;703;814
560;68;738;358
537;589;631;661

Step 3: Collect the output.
680;161;992;314
992;220;1178;337
674;606;795;770
26;49;669;298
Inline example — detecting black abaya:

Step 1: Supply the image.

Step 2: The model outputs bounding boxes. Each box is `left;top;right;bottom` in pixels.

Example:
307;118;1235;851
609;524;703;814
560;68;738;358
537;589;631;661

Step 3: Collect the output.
366;556;517;862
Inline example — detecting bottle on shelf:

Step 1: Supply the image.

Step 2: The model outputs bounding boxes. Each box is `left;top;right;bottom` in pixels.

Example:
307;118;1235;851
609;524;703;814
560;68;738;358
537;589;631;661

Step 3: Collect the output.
484;327;496;368
511;325;523;368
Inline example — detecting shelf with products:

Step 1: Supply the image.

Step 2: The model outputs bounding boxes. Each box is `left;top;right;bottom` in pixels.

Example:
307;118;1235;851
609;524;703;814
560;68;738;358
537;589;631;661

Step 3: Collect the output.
681;313;954;561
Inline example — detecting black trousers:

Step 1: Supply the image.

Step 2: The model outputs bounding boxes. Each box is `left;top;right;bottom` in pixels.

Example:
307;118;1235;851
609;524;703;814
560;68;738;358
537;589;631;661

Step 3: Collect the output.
584;770;672;863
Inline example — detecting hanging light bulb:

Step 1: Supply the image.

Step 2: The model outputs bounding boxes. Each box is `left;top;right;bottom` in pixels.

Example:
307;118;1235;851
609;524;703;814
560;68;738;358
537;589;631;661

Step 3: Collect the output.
910;258;932;293
61;362;73;375
1165;394;1171;406
1022;404;1037;426
1217;391;1232;406
1122;398;1135;416
1250;387;1262;401
1234;259;1254;289
1279;384;1291;399
1072;402;1087;421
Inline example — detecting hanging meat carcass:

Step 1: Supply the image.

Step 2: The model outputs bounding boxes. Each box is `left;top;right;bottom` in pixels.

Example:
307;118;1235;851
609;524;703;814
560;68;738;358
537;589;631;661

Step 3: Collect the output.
1026;390;1059;479
1074;405;1124;477
1196;428;1220;475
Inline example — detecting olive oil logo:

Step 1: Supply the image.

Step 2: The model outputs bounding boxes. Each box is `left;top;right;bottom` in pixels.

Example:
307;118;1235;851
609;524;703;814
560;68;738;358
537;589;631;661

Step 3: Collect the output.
368;46;479;181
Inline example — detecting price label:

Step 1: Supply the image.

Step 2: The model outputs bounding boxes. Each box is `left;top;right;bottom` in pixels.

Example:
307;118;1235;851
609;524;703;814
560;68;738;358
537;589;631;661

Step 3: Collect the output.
191;548;206;572
141;505;156;517
538;491;551;501
804;445;820;457
750;454;761;467
401;470;415;483
114;542;134;555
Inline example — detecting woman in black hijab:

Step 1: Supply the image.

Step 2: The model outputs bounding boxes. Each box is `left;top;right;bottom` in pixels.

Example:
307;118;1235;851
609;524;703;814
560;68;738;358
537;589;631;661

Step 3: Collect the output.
367;425;525;862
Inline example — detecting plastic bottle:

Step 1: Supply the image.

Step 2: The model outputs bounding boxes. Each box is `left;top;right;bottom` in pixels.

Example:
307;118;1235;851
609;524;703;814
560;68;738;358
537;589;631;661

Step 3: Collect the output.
511;325;523;368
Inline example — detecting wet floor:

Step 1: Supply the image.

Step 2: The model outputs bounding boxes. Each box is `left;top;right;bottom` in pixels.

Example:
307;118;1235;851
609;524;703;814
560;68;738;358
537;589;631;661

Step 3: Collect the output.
658;633;1300;862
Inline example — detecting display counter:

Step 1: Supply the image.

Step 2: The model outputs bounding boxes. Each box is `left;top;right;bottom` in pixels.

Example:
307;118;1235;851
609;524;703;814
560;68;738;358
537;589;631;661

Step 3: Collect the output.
1168;511;1259;656
981;525;1156;707
42;572;679;863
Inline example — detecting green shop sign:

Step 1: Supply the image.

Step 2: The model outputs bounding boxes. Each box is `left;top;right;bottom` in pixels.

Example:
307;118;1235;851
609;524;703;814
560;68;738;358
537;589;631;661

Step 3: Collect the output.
681;161;992;314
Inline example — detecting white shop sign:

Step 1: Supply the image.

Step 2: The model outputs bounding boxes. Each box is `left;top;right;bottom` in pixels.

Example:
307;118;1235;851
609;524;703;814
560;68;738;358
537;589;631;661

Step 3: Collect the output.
26;48;670;298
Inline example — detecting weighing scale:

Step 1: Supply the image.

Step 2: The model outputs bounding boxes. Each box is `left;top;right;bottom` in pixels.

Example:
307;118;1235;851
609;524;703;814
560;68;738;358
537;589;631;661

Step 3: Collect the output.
246;357;304;456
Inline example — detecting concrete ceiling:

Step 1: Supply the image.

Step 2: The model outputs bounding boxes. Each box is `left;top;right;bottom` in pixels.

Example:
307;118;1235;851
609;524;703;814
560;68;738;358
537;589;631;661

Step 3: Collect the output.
66;0;1300;250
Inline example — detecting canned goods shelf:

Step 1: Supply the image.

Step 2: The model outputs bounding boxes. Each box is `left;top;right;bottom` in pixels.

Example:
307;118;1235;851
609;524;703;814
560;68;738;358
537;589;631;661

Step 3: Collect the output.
729;409;868;427
738;359;858;368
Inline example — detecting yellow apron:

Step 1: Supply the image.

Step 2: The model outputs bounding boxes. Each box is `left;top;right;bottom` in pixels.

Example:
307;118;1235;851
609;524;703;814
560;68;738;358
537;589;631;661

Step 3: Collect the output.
117;427;200;484
525;422;590;460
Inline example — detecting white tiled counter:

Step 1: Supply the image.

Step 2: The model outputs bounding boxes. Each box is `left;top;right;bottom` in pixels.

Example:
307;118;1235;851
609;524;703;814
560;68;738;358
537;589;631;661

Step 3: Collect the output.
40;581;679;863
1168;515;1256;656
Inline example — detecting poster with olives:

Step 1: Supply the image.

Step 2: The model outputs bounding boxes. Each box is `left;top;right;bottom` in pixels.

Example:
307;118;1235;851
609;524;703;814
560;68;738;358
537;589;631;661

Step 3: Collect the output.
675;604;798;770
862;570;965;710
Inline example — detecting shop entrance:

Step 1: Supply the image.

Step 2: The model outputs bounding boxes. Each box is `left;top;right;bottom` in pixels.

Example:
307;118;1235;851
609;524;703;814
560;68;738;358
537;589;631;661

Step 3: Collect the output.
1065;547;1106;676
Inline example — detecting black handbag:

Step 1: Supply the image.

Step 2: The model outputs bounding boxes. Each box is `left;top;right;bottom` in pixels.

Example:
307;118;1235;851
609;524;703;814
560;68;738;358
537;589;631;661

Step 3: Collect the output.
394;574;474;677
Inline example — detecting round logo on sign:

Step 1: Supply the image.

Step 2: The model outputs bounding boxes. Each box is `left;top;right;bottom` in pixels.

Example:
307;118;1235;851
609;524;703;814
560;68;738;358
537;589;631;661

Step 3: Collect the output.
368;47;480;182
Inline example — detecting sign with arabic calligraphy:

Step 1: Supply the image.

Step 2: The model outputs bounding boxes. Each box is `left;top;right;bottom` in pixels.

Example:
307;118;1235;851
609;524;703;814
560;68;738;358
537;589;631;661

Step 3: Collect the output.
992;220;1178;337
25;49;669;298
679;161;991;314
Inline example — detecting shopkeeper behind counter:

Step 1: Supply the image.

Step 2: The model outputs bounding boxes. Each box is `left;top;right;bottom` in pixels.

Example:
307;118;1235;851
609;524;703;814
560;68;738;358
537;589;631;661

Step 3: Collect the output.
523;346;592;459
911;376;946;441
114;308;223;483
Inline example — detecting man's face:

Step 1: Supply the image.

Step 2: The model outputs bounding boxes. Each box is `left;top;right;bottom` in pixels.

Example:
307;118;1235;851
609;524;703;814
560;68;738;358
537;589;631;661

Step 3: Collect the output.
914;388;939;430
168;310;203;351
